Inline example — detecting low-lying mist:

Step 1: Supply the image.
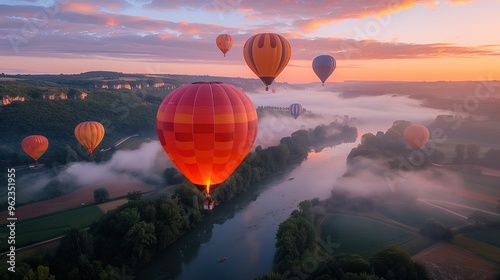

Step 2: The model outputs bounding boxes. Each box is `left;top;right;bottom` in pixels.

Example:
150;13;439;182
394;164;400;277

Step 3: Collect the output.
248;89;446;147
16;141;173;203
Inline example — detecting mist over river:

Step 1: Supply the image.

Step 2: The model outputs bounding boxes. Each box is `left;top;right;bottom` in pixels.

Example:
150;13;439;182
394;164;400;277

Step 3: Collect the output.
136;91;447;280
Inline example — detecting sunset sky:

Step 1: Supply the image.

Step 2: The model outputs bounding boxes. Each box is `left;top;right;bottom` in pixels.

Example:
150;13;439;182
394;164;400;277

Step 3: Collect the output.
1;0;499;83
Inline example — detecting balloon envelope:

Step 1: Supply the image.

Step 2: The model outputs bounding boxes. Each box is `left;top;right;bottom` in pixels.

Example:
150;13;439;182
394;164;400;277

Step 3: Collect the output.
403;125;429;149
243;33;291;91
22;135;49;161
216;34;233;57
289;103;303;119
74;121;105;154
156;81;258;194
312;55;336;85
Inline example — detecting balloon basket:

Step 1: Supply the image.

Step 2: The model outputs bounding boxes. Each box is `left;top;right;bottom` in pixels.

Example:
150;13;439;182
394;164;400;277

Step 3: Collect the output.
203;199;215;211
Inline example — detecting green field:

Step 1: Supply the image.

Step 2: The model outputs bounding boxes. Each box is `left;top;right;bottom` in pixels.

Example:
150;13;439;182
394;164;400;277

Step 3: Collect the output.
0;206;103;251
398;235;438;255
465;229;500;248
320;214;418;257
378;202;467;229
453;235;500;264
460;172;500;198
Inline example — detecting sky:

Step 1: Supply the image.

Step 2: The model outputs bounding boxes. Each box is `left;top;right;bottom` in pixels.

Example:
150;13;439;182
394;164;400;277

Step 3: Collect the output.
0;0;499;82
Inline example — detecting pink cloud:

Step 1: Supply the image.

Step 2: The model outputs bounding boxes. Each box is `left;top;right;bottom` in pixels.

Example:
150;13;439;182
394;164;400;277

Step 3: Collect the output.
60;0;131;12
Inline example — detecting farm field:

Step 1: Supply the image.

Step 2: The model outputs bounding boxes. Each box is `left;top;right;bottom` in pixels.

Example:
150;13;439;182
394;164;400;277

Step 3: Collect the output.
0;178;154;220
378;201;467;229
398;235;438;255
460;172;500;198
453;235;500;264
413;242;499;280
320;214;418;257
0;205;103;251
465;229;500;248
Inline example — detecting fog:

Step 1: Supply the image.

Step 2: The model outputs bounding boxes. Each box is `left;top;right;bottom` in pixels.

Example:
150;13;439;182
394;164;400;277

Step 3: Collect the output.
332;157;464;201
247;88;446;147
16;141;173;203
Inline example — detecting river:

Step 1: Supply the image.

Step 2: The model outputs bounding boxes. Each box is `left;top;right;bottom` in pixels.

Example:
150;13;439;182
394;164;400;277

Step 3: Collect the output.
137;144;355;280
136;93;446;280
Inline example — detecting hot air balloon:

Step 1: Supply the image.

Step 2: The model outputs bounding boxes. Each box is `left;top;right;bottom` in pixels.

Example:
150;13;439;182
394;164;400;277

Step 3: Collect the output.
21;135;49;162
243;33;291;91
271;88;276;93
312;55;336;86
216;34;233;57
74;121;105;154
156;81;258;207
403;125;429;149
289;103;303;119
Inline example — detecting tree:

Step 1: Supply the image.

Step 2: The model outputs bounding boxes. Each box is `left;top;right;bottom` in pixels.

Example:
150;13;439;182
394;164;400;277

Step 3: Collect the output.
68;88;80;99
370;247;418;280
94;187;109;203
344;273;384;280
126;190;142;201
454;144;465;163
253;272;281;280
164;167;179;184
386;120;411;136
420;219;453;241
466;144;480;163
22;265;55;280
57;228;94;263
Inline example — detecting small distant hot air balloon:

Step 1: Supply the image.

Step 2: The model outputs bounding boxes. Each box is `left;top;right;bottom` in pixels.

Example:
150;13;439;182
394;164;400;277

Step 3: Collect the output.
403;125;429;149
312;55;336;86
74;121;105;154
243;33;291;91
289;103;303;119
271;88;276;93
156;82;258;208
216;34;233;57
21;135;49;162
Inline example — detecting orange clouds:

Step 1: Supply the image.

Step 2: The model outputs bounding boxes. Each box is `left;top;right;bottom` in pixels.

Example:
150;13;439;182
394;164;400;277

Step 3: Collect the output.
106;19;119;27
61;3;95;13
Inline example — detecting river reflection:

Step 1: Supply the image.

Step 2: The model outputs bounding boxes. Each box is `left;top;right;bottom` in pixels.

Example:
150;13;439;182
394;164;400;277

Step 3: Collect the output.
137;144;355;280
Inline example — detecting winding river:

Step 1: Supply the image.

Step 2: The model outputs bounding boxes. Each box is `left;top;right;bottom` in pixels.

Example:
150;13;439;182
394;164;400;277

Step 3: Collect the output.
137;93;445;280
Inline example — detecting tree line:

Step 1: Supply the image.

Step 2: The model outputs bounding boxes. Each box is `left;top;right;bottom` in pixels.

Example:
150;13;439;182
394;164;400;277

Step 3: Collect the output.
256;200;430;280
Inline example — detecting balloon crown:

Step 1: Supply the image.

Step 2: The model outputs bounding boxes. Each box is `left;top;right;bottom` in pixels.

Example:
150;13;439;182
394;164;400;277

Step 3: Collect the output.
191;81;223;84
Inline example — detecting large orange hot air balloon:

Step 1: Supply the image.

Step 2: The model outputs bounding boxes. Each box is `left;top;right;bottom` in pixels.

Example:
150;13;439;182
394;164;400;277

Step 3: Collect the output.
74;121;105;154
156;82;258;197
403;125;429;149
216;34;233;57
21;135;49;161
243;33;291;91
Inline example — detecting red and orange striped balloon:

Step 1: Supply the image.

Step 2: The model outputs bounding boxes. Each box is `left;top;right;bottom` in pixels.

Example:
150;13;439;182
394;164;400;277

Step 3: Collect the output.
156;82;258;194
21;135;49;161
216;34;233;57
74;121;105;154
243;33;291;91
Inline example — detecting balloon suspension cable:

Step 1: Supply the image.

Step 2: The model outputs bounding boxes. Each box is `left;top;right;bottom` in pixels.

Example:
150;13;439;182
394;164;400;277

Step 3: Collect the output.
224;54;226;57
322;83;324;86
